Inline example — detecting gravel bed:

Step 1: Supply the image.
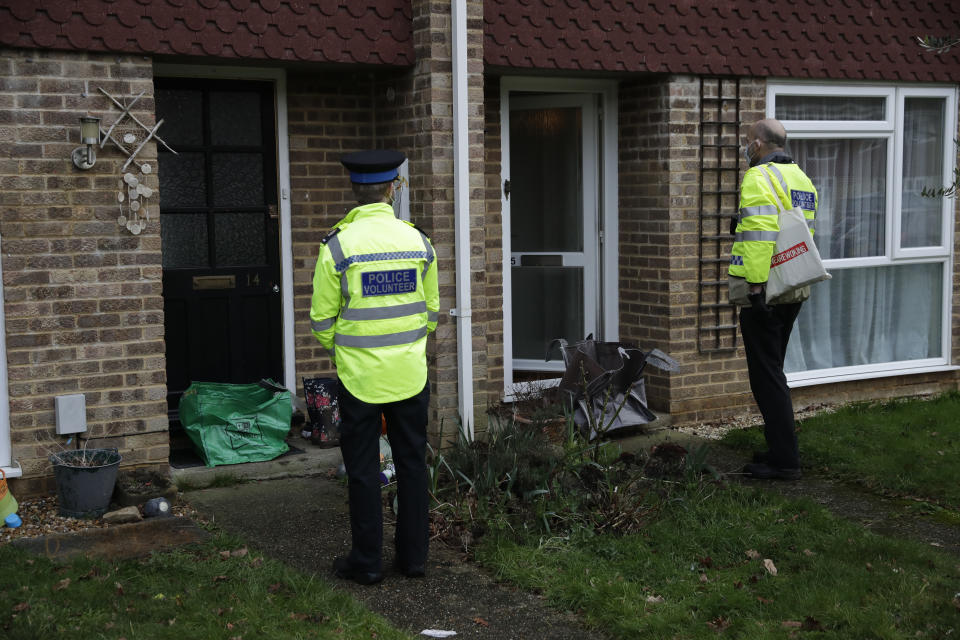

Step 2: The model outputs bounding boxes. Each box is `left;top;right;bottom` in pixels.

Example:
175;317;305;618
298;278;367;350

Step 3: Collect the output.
673;403;837;440
0;495;198;546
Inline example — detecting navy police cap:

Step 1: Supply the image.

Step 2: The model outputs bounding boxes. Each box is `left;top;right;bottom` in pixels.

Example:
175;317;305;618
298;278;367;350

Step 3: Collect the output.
340;149;406;184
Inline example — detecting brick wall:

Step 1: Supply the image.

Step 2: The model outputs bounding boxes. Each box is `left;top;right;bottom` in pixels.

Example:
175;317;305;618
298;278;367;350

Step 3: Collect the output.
287;70;378;388
1;48;167;495
403;0;488;445
481;76;504;416
618;76;698;412
662;77;764;425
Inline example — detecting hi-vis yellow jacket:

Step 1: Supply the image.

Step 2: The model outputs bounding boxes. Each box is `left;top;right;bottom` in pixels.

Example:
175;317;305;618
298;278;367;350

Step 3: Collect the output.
310;203;439;404
729;162;818;284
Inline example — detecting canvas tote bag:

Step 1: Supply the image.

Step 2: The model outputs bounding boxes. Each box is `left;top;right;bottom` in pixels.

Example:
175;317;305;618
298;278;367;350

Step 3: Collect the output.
759;167;830;303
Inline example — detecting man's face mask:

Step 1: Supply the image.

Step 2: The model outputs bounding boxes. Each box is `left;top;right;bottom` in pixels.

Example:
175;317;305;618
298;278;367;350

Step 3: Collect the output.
389;178;404;207
742;139;758;166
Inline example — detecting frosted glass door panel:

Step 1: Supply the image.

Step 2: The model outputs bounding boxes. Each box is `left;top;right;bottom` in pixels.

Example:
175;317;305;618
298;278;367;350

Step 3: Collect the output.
512;267;584;360
510;107;583;252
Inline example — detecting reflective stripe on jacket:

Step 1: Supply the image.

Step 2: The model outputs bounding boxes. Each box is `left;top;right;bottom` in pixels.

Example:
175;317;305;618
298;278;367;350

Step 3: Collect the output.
310;202;439;403
729;162;818;284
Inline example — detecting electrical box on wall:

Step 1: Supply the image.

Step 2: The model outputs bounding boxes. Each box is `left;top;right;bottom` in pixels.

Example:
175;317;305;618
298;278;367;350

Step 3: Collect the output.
55;394;87;435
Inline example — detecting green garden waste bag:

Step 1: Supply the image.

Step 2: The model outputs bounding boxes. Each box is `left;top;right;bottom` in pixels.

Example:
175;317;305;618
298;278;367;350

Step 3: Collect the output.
179;380;291;467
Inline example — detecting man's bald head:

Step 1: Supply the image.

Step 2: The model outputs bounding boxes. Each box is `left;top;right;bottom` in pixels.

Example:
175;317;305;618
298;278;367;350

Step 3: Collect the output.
745;118;787;166
751;119;787;150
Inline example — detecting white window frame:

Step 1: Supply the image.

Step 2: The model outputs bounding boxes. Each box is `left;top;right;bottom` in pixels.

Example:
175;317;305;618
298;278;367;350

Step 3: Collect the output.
768;81;959;386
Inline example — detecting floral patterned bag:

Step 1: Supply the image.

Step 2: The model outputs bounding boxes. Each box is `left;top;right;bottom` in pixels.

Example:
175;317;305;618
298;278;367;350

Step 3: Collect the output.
302;377;341;447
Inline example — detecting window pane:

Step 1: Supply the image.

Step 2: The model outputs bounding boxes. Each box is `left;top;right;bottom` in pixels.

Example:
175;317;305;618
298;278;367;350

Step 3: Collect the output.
901;98;945;248
161;213;209;268
785;262;943;372
776;95;885;120
790;138;887;259
210;91;263;147
214;212;266;266
212;153;264;208
510;107;583;252
155;89;204;146
158;152;207;209
512;266;583;360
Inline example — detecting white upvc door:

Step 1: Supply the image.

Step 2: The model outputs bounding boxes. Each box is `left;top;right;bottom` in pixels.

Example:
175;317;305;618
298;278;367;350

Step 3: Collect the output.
501;78;618;396
508;93;599;371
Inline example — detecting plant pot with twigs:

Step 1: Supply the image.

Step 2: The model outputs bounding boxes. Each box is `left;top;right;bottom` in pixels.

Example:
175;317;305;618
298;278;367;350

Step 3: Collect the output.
49;448;123;518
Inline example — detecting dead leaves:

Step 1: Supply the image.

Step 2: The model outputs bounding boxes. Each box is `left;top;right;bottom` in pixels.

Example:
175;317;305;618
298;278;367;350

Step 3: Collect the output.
782;616;824;632
219;547;249;561
762;559;778;576
706;616;731;632
289;612;331;624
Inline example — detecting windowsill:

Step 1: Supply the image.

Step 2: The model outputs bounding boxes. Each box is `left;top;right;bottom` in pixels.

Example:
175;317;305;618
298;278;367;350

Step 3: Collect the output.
788;364;960;388
1;463;22;479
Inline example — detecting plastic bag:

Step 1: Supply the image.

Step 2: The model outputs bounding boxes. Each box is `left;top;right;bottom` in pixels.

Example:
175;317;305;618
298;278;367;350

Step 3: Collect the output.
303;377;341;447
179;379;291;467
548;338;678;440
0;468;18;522
760;167;831;303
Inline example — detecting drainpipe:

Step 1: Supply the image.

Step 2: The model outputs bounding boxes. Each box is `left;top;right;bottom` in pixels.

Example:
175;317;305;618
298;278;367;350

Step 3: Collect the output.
450;0;474;440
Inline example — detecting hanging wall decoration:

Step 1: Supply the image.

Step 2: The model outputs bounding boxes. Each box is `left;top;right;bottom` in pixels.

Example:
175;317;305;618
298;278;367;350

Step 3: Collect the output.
96;87;177;235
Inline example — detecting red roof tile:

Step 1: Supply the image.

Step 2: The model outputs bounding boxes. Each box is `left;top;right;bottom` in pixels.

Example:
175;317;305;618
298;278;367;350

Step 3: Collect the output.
0;0;413;66
485;0;960;81
1;1;956;82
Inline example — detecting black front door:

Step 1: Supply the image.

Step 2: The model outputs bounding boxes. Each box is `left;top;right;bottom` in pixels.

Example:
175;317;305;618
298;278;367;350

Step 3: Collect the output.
156;78;282;418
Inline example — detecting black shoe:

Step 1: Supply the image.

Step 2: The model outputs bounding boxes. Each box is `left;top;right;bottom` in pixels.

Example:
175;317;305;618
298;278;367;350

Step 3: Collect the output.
742;462;801;481
332;556;383;585
395;562;425;578
752;451;770;464
393;553;426;578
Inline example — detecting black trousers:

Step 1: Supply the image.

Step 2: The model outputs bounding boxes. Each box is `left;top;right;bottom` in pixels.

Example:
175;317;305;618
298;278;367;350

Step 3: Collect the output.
338;382;429;573
739;301;803;469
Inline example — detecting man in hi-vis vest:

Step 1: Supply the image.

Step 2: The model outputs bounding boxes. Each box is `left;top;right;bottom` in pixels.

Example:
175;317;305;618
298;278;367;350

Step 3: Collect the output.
311;150;439;584
730;119;818;481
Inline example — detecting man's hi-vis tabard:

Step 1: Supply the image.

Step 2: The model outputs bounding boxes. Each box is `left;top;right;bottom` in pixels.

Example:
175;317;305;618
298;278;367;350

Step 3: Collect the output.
729;161;818;285
310;150;439;404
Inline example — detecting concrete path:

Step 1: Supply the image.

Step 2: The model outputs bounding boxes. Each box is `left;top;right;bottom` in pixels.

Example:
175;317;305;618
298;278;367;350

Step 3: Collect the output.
186;474;610;640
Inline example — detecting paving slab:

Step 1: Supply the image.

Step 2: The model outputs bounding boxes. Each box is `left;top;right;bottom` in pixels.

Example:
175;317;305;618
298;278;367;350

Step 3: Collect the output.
186;476;610;639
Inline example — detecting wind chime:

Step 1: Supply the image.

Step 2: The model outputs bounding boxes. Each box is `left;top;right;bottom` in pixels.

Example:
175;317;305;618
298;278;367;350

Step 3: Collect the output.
96;87;177;235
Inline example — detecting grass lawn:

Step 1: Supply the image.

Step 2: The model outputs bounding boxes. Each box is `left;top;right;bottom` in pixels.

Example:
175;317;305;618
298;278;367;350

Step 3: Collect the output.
0;531;412;640
457;394;960;639
476;482;959;639
721;392;960;509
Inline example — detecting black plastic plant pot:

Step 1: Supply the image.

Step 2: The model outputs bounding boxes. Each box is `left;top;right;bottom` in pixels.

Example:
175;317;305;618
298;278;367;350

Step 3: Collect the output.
49;448;122;518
